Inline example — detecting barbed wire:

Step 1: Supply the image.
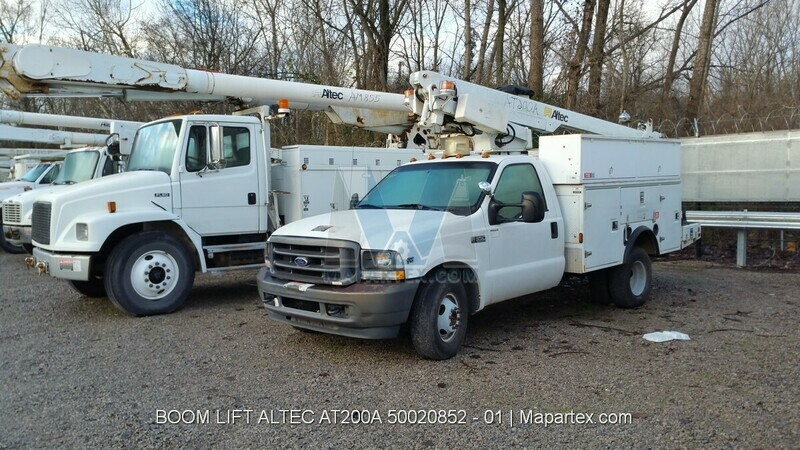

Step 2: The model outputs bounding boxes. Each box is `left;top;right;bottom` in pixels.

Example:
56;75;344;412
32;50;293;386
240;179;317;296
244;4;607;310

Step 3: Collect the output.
655;106;800;138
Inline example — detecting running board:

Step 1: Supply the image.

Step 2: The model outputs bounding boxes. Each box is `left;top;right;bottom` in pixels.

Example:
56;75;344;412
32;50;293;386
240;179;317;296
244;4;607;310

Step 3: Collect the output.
203;242;266;258
206;263;264;274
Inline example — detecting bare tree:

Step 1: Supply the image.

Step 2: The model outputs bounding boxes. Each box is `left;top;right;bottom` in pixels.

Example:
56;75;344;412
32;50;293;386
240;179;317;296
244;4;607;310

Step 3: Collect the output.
685;0;719;125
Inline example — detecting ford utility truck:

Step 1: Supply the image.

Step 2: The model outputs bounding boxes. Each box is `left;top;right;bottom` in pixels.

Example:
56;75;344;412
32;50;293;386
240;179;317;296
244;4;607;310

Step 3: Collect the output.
257;71;701;359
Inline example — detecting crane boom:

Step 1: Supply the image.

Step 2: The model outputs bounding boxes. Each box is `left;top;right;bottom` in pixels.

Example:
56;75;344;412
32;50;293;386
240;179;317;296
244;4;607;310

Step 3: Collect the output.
0;44;411;133
405;71;661;153
0;109;140;132
0;124;109;147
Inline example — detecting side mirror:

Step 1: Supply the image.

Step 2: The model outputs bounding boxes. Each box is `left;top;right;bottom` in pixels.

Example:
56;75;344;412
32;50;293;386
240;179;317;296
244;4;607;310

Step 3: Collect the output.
478;181;492;196
349;193;359;209
521;191;545;223
105;133;120;156
209;124;226;169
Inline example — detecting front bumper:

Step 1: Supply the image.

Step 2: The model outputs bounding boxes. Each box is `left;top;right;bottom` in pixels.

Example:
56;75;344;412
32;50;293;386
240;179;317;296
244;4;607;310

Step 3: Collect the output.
3;225;30;247
31;247;91;281
257;267;419;339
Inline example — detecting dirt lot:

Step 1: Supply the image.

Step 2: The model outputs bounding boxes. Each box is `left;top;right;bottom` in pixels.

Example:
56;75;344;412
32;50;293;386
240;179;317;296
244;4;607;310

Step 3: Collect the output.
0;251;798;448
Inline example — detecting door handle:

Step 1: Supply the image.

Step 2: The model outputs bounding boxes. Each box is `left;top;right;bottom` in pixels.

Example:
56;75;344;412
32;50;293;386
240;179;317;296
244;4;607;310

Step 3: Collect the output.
248;193;256;205
550;222;558;239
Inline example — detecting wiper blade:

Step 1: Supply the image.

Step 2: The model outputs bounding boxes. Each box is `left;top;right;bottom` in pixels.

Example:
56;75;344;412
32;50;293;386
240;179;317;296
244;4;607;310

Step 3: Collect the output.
355;203;382;209
395;203;443;211
63;180;76;185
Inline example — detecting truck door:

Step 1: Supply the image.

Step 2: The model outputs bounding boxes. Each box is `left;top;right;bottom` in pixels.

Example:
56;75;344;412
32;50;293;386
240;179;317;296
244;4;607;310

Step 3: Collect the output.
178;123;261;235
485;163;565;304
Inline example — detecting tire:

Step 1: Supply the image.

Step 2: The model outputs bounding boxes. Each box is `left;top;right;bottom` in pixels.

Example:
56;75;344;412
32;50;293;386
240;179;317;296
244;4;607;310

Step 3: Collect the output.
608;247;652;308
0;215;25;254
587;269;612;305
104;232;195;316
409;270;470;360
68;277;107;298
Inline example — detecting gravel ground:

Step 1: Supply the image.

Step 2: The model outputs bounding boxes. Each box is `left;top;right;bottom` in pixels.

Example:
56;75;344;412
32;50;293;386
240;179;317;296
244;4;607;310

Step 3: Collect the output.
0;251;798;448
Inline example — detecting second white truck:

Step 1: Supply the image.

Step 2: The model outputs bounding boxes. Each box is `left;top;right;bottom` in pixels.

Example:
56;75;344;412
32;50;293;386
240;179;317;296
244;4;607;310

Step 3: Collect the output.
258;71;701;359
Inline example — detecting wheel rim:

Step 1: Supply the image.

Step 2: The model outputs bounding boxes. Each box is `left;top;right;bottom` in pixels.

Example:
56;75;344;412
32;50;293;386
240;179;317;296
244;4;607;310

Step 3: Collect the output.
629;260;647;296
437;293;461;342
130;250;179;300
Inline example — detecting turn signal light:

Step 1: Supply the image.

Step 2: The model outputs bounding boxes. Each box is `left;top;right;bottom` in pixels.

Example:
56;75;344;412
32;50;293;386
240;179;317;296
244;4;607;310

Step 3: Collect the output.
578;232;584;243
107;201;117;213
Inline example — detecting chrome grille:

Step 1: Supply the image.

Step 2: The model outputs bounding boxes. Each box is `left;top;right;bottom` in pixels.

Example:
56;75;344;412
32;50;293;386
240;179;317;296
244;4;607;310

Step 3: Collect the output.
2;203;21;224
31;202;52;245
269;236;359;285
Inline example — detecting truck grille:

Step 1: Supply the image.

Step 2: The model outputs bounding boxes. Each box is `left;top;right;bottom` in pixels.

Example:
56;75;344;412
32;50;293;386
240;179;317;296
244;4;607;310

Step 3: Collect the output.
2;203;21;224
269;237;359;285
31;202;52;245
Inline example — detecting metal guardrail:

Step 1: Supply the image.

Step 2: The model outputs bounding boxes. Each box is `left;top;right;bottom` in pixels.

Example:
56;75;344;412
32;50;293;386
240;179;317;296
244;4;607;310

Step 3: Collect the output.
685;211;800;267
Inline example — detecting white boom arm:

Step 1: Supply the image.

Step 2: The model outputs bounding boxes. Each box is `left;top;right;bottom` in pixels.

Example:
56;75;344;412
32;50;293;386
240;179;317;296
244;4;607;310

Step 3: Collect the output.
0;109;140;131
405;71;661;153
0;43;411;133
0;124;109;147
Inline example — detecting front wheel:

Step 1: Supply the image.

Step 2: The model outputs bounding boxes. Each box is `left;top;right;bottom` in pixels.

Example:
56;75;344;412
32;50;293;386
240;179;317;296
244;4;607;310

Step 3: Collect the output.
104;232;195;316
409;270;470;360
608;247;652;308
69;276;107;298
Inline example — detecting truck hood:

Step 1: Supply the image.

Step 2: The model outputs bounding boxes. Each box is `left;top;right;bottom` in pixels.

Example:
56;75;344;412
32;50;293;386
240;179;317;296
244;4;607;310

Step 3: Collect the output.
37;171;169;205
272;208;476;276
0;181;35;201
1;186;67;225
37;171;174;251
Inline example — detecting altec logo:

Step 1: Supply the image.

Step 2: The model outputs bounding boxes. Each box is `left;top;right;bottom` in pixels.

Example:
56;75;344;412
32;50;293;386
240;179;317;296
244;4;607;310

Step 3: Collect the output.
544;107;569;122
321;89;344;100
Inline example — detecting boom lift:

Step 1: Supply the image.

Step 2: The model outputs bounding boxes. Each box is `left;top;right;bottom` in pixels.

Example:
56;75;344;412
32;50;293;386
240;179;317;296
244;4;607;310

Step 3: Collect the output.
258;71;700;359
0;44;423;313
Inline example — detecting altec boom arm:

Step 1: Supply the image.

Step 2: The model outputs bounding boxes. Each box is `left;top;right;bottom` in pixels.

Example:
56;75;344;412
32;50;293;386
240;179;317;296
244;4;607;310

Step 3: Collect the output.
0;44;411;133
0;124;109;147
405;71;662;153
0;109;140;132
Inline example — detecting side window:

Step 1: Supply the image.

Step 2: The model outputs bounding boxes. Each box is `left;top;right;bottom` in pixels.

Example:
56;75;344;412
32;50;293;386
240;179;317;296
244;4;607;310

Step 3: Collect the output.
493;164;546;220
222;127;251;169
40;165;60;184
186;125;208;172
101;157;116;176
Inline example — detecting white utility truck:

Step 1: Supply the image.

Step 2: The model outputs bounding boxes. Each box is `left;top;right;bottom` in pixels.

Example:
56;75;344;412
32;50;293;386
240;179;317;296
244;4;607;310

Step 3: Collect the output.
0;111;141;254
0;44;422;313
258;71;701;359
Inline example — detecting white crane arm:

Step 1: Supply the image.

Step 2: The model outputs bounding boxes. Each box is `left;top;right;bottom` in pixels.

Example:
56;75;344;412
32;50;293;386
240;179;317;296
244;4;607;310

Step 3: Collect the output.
0;124;108;147
0;109;141;131
1;44;408;113
405;71;661;153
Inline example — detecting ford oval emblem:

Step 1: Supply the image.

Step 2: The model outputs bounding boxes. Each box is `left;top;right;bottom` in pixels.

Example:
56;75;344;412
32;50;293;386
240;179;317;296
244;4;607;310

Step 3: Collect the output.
294;257;310;267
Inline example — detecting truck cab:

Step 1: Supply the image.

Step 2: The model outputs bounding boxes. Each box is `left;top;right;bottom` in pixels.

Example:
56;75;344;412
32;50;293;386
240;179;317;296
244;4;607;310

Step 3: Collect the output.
28;114;423;315
0;161;61;253
3;146;122;253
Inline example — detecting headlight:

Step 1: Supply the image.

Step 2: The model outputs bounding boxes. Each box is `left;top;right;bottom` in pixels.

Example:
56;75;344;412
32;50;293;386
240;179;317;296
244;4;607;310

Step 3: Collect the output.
362;250;405;281
76;223;89;241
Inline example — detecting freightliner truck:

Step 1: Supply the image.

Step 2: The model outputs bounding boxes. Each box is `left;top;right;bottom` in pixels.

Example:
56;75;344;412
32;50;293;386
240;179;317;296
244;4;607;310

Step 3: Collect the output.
258;71;701;359
0;44;422;314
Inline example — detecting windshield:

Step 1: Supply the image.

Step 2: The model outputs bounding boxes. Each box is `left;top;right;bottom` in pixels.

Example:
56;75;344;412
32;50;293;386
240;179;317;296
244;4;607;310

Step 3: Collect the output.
357;161;496;215
126;119;183;174
53;150;101;185
19;164;49;182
